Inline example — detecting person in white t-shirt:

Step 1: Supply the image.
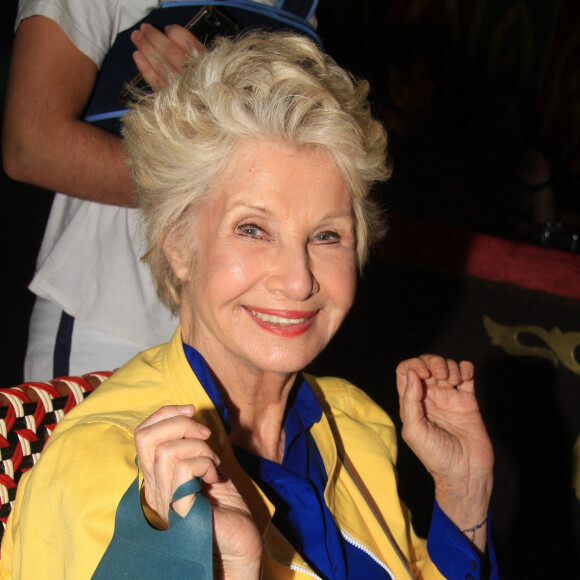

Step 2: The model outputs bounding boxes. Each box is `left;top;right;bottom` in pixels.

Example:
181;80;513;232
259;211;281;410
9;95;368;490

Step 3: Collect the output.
3;0;310;381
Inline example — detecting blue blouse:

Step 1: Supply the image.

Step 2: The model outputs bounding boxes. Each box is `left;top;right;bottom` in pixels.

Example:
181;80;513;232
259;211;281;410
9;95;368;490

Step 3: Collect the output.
183;344;498;579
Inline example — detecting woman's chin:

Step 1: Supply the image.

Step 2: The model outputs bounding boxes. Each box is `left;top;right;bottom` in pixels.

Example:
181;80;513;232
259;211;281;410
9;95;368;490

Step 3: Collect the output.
237;344;323;377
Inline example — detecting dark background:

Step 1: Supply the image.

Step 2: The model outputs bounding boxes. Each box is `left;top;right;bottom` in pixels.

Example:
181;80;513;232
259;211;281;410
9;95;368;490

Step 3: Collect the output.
1;1;580;577
2;0;580;379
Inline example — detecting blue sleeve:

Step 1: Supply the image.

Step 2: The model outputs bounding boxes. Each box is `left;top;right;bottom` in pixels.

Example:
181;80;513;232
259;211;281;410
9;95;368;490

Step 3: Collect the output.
427;500;500;580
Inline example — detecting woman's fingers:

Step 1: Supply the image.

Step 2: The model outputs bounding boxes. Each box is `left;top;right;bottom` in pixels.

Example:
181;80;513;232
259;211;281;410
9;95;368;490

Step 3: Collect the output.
135;404;195;430
135;407;219;521
396;356;429;380
154;437;221;481
167;456;221;518
397;355;474;389
397;355;476;423
396;356;428;404
400;369;424;430
135;408;211;465
136;409;211;445
459;360;474;382
397;354;453;387
142;446;220;521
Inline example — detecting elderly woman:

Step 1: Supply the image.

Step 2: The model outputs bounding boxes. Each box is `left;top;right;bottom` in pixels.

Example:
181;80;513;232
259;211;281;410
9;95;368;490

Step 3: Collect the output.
1;32;498;579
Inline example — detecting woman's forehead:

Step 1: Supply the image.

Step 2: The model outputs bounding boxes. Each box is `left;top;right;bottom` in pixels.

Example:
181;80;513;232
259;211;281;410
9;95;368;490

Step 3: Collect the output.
207;140;351;216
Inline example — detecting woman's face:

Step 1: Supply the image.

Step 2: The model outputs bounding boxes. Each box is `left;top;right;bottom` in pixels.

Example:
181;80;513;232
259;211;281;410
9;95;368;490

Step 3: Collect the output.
171;140;357;378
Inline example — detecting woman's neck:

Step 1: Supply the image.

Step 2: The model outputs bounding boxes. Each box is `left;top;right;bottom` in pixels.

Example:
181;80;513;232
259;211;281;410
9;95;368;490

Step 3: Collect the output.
207;355;297;463
181;321;299;462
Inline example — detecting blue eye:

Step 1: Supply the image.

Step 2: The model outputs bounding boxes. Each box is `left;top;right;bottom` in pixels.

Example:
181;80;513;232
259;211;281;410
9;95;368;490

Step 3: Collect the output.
238;223;265;237
314;231;340;243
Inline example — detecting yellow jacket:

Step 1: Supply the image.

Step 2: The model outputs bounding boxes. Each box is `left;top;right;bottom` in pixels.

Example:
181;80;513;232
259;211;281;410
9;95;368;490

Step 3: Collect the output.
1;329;445;579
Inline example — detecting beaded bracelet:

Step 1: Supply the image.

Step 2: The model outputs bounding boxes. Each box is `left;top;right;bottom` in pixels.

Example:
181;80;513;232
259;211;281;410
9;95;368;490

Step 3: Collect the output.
460;515;489;543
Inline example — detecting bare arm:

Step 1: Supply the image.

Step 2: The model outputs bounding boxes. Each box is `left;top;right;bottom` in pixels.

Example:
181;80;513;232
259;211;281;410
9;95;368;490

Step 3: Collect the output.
2;15;137;207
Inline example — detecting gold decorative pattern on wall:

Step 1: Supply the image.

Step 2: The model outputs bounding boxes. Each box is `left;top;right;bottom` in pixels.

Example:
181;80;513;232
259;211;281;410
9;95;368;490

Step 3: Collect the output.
483;315;580;376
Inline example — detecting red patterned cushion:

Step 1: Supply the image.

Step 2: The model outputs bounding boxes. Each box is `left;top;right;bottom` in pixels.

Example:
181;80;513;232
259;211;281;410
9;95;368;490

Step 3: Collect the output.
0;371;113;544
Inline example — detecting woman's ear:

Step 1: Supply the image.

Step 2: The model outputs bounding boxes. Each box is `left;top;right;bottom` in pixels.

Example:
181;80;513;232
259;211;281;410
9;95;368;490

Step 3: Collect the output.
161;230;192;282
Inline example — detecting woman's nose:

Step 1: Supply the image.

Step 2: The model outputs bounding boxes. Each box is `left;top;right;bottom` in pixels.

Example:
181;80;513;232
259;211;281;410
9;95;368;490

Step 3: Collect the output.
265;242;319;301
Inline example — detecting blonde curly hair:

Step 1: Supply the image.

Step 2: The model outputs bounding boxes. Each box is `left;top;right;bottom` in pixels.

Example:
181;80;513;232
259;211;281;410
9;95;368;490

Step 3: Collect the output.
123;31;389;313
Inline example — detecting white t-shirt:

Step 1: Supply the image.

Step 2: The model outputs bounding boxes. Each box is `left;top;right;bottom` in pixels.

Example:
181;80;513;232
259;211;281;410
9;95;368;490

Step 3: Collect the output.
18;0;276;347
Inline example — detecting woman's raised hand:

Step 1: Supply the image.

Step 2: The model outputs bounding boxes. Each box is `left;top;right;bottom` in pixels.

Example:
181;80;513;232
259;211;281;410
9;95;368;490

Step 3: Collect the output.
130;23;203;89
396;356;494;551
134;405;262;579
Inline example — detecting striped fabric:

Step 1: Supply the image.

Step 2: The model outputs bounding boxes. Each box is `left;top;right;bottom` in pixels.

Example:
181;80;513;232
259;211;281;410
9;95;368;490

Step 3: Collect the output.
0;372;113;546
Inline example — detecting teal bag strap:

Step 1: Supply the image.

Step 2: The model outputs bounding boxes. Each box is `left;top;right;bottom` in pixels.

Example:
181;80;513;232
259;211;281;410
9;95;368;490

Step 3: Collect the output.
92;465;213;579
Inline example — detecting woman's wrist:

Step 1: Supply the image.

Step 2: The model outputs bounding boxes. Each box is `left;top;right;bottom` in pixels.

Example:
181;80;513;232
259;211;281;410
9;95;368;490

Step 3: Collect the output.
434;472;492;551
460;514;489;544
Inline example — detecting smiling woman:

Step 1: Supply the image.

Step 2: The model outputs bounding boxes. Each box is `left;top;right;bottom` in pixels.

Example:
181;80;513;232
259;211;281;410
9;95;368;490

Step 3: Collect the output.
1;31;499;580
170;140;357;380
126;32;387;316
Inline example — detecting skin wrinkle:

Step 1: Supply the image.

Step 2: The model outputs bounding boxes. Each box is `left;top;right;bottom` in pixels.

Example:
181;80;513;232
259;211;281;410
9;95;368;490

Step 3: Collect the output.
165;139;356;461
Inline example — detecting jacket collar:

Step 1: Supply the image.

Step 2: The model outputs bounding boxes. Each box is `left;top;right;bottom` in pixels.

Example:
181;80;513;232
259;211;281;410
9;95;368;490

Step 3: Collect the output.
159;328;406;577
